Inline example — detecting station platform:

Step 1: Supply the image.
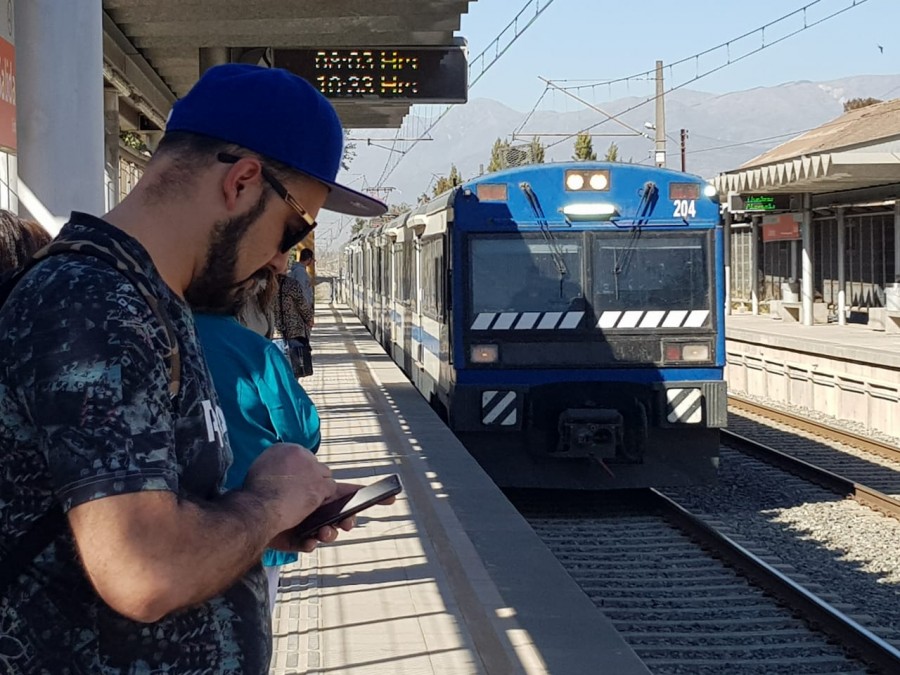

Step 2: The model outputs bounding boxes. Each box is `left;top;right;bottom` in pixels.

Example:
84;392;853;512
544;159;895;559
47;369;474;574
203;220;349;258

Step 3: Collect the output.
725;314;900;439
269;305;650;675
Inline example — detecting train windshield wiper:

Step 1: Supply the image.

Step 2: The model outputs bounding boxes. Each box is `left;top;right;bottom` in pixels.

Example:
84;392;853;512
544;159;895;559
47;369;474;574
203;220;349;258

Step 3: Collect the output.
611;181;658;298
520;182;568;295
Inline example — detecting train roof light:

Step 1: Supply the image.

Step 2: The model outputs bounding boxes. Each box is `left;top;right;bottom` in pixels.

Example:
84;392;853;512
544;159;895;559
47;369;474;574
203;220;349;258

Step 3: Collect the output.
589;173;609;190
565;169;610;192
565;173;585;190
562;203;618;221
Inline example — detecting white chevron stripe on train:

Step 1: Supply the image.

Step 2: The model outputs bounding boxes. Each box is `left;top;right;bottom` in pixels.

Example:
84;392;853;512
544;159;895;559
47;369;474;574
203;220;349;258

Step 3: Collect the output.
470;309;709;330
471;311;585;330
597;309;710;329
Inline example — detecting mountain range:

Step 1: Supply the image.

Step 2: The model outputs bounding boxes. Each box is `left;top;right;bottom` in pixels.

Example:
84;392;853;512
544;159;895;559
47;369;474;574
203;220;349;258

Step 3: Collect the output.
319;74;900;250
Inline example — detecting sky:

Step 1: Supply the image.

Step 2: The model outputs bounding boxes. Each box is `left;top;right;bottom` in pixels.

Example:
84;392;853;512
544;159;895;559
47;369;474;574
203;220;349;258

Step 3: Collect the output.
319;0;899;250
457;0;899;112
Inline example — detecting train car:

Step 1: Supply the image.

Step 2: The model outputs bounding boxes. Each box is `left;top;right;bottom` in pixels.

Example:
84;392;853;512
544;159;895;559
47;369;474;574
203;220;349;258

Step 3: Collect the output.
342;162;726;489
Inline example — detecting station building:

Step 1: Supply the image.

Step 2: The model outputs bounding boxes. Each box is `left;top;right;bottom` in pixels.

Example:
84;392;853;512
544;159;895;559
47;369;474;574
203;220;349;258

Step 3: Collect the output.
716;98;900;330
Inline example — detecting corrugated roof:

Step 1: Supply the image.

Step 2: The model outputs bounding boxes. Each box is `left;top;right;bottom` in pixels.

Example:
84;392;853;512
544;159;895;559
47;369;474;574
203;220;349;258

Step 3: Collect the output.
741;97;900;169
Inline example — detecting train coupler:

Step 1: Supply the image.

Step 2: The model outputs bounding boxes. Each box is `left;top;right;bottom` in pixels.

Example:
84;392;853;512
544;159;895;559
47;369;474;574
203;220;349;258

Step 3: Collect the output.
556;409;623;459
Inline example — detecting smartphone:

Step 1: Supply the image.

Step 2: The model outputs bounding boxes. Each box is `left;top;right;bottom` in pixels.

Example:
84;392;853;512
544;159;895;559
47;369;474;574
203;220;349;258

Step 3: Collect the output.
290;474;402;540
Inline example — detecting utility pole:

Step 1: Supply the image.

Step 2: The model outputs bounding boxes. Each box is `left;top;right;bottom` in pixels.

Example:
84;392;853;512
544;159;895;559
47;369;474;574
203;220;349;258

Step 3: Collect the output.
654;60;666;168
680;128;689;172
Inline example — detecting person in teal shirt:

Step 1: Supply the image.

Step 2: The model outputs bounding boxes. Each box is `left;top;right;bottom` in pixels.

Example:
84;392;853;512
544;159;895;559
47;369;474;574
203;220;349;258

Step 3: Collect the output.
194;312;321;611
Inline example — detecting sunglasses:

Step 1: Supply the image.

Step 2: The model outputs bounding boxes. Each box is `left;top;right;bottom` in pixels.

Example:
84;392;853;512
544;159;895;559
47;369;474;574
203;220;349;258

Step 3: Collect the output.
217;152;317;253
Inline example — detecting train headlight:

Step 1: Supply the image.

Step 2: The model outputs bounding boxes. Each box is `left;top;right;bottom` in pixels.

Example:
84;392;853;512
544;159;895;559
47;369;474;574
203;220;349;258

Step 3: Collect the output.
682;343;710;361
703;183;718;198
565;173;585;190
589;172;609;190
663;341;711;363
565;169;610;191
562;203;618;221
470;344;499;364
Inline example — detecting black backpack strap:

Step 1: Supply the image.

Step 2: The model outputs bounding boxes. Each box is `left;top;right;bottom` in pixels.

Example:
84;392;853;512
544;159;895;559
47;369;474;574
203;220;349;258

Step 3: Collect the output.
0;239;182;595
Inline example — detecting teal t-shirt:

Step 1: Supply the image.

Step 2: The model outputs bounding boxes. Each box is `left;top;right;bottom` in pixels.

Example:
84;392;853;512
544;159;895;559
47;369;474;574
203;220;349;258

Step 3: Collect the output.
195;314;321;567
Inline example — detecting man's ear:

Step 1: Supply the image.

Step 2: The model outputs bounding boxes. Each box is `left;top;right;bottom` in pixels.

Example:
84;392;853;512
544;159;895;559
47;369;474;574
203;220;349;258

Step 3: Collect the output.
222;157;264;210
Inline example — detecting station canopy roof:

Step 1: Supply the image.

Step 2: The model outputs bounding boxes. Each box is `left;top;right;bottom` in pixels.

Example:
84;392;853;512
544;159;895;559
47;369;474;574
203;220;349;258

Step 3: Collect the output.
102;0;475;130
715;98;900;197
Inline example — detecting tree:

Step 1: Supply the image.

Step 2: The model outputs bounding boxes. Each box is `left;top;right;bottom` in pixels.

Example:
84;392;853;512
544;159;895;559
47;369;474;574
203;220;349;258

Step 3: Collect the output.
843;97;883;112
341;131;357;171
604;141;619;162
572;132;597;161
487;138;511;172
433;164;463;196
527;136;545;164
350;201;412;237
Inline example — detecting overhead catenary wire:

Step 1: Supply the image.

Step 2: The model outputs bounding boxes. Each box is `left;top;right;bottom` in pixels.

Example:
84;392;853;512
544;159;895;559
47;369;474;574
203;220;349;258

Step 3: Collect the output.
374;0;558;188
540;0;871;150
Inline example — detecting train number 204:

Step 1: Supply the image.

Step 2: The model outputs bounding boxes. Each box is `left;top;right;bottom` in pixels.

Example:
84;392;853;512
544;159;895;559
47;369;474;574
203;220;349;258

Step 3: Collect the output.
672;199;697;219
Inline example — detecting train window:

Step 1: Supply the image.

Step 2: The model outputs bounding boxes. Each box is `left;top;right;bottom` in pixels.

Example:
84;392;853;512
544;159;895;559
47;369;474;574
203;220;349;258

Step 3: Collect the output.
469;235;585;315
592;232;710;311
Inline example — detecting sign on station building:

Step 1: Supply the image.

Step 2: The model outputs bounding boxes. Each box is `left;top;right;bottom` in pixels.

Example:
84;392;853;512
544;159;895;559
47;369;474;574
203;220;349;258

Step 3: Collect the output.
728;193;795;214
273;42;468;104
761;213;801;242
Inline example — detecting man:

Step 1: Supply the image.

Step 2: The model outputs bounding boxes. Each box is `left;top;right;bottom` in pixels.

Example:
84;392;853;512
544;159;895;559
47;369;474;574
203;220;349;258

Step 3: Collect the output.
0;64;386;673
289;246;316;310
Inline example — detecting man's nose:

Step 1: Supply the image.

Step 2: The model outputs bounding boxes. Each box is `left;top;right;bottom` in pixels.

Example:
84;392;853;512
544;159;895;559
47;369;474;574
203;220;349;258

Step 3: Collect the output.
267;250;291;274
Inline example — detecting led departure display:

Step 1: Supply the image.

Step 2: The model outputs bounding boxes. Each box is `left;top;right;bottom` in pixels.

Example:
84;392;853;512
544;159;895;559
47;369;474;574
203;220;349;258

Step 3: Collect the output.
273;46;468;103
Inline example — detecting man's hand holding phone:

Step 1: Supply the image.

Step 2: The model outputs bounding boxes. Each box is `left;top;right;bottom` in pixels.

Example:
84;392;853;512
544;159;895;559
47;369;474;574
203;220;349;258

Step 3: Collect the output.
270;474;402;552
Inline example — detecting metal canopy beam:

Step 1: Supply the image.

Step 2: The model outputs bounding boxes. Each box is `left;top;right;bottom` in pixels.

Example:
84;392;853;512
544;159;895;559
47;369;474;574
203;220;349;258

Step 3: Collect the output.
103;0;476;128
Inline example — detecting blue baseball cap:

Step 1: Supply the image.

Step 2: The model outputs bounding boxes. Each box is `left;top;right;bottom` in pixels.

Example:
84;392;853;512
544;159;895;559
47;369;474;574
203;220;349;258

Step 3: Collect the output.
165;64;387;217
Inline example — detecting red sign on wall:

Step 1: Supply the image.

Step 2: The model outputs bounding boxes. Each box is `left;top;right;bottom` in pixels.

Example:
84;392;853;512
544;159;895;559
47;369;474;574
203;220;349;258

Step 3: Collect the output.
0;37;14;152
762;213;800;242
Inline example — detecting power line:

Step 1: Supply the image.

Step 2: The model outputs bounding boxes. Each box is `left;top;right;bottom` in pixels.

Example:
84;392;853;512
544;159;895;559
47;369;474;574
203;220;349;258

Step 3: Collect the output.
374;0;557;187
541;0;870;150
556;0;867;96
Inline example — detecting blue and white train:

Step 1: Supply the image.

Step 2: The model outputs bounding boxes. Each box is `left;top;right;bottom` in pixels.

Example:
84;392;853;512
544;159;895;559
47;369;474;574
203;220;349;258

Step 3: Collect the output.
341;162;725;489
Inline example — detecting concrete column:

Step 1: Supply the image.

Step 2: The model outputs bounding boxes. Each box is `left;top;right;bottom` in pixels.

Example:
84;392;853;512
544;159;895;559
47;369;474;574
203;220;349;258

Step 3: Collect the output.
801;193;814;326
104;89;120;210
750;216;759;315
837;207;846;326
16;0;104;234
894;200;900;281
790;239;798;281
724;209;732;316
199;47;231;76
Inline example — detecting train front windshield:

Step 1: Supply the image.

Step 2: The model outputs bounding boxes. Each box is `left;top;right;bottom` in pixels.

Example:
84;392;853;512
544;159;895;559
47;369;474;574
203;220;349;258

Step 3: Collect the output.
470;236;586;314
469;231;711;318
593;232;710;311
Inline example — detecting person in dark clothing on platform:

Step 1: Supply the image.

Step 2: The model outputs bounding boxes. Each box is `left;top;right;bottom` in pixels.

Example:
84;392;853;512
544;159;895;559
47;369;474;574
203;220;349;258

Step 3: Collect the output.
0;65;386;674
289;246;316;311
274;270;315;377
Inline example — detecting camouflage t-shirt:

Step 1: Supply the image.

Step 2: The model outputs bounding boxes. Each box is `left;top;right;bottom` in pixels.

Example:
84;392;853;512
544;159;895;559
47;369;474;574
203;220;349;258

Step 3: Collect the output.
0;213;271;674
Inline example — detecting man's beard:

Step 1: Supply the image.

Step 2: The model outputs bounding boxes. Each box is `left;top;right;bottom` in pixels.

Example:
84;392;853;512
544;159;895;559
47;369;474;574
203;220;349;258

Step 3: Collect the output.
186;191;270;315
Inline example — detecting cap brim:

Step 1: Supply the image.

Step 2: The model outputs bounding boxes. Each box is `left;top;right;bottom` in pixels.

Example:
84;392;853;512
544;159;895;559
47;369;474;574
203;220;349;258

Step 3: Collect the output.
320;181;388;217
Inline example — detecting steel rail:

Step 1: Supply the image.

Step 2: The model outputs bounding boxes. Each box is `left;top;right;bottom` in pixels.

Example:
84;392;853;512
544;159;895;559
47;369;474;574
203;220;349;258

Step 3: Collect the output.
651;488;900;674
729;395;900;465
721;427;900;521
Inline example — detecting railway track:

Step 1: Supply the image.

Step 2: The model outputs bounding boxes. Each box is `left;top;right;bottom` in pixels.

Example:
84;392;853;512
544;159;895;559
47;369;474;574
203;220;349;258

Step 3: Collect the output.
514;401;900;673
726;397;900;520
512;490;900;674
729;396;900;465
